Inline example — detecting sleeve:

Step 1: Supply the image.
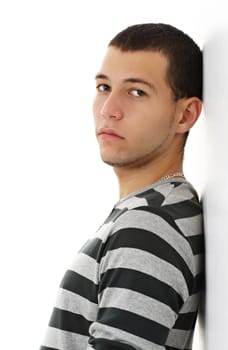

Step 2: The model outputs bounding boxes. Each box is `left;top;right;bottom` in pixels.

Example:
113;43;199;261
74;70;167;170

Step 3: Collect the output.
88;208;194;350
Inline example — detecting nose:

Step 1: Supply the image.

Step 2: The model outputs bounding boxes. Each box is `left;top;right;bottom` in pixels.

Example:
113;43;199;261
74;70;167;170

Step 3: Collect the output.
100;92;123;120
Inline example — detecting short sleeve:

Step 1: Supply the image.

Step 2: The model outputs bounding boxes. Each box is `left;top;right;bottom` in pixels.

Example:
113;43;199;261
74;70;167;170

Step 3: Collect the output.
88;207;194;350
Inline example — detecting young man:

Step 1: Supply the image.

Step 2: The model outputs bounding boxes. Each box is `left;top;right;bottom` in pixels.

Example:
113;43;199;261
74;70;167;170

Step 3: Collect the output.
41;23;204;350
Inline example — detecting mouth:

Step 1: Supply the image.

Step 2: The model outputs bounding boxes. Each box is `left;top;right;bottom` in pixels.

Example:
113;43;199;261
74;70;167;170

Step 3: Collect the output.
97;128;124;140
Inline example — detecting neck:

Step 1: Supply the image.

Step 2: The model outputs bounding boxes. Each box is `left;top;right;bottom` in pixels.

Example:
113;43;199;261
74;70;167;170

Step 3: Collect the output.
114;156;183;200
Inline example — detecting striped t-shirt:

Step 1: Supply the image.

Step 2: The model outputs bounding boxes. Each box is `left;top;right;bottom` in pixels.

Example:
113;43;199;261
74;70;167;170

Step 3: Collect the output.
41;179;204;350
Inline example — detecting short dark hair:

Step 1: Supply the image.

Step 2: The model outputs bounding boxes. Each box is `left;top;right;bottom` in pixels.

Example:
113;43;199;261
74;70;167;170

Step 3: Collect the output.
109;23;203;101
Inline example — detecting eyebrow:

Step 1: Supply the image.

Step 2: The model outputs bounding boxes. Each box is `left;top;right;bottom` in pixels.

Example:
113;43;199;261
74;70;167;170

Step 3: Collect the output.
95;73;157;94
95;73;109;80
124;78;157;94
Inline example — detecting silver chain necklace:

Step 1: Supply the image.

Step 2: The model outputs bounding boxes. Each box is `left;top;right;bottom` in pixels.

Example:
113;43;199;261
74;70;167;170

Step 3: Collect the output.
160;172;185;181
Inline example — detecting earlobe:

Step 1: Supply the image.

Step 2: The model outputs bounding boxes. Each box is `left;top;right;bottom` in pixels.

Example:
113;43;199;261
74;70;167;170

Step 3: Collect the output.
176;97;202;134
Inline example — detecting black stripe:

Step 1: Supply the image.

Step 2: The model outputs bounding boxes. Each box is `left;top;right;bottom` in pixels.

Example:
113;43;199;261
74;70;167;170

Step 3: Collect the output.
80;237;104;260
136;187;165;206
49;307;92;336
89;337;136;350
60;270;98;304
188;235;204;255
192;272;205;293
162;199;201;220
40;347;59;350
102;228;193;293
97;307;169;345
174;311;198;330
99;268;183;313
170;181;187;188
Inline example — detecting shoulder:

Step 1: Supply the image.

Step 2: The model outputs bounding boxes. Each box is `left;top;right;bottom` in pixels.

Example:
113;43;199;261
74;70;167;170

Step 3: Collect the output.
104;181;203;271
109;202;195;267
100;180;203;269
99;200;195;304
113;180;202;237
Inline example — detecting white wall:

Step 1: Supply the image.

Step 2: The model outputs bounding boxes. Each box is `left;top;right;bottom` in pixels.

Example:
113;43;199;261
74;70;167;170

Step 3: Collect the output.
0;1;205;349
203;2;228;349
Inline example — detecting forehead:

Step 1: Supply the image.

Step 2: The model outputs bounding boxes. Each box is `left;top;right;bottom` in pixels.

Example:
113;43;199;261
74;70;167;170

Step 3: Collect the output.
98;46;169;85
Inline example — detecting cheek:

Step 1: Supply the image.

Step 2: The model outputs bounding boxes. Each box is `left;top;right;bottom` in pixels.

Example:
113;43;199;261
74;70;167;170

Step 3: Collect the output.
93;95;108;123
92;97;99;118
93;101;104;129
130;114;168;145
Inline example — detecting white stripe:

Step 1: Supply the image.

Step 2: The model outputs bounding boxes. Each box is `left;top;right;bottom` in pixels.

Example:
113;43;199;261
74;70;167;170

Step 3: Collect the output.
55;288;98;321
42;326;88;350
89;322;165;350
99;287;176;328
69;253;99;284
111;209;195;274
100;247;189;301
175;215;202;237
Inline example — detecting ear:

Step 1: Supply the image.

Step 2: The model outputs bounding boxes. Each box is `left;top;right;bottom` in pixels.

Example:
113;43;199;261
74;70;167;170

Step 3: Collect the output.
176;97;202;134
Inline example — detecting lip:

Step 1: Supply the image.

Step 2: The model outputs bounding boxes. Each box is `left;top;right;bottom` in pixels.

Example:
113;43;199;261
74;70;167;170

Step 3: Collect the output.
97;128;124;140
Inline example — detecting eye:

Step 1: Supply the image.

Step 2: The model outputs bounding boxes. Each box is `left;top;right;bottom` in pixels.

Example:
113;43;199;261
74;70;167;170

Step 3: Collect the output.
96;84;110;92
130;89;146;97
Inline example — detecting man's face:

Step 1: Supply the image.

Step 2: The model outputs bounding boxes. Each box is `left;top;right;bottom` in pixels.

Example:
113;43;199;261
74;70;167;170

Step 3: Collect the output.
93;46;183;169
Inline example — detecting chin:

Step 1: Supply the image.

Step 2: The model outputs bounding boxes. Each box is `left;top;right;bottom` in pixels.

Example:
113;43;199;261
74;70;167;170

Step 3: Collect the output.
100;153;120;166
102;158;136;168
102;159;118;167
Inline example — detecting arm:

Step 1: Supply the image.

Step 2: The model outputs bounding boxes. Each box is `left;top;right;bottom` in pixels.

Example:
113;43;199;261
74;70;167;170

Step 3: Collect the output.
88;208;194;350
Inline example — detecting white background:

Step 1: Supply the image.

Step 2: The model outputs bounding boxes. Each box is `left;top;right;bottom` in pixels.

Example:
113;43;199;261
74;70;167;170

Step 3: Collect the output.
0;1;205;349
203;2;228;349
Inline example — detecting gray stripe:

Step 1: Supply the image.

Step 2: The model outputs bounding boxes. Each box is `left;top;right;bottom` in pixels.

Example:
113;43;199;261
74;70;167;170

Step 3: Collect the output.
42;326;88;350
99;287;176;328
100;247;189;301
175;215;202;237
69;253;99;284
86;345;94;350
55;288;98;321
165;328;193;348
179;292;201;313
117;195;147;209
111;209;195;274
161;183;194;205
95;221;115;242
155;182;175;198
89;322;165;350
